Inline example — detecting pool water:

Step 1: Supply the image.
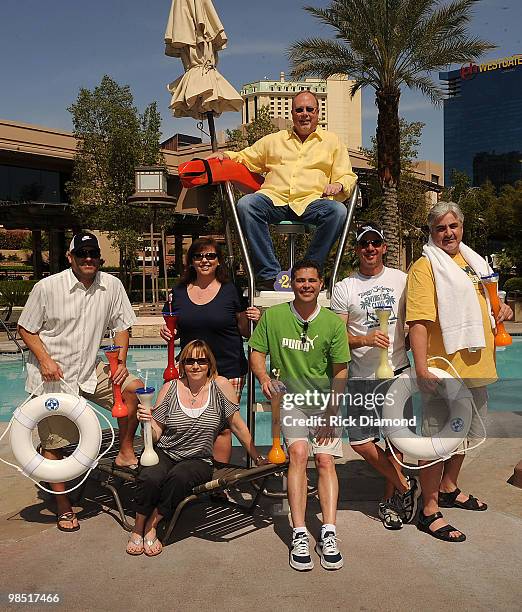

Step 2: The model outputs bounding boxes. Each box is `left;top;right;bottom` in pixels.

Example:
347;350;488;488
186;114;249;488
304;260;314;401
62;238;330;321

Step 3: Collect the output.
0;347;272;445
1;341;521;446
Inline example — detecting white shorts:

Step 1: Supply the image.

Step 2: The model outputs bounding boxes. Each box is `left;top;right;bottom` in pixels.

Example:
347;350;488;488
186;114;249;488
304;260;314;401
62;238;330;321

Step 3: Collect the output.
281;405;343;458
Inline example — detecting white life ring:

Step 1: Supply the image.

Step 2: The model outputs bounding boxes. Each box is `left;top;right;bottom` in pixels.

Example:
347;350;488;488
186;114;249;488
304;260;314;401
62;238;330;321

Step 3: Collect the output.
9;393;102;483
382;367;473;460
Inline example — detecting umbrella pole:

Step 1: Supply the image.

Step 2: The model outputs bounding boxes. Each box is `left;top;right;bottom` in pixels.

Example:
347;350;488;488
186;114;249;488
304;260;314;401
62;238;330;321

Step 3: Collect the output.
161;227;168;302
207;111;235;282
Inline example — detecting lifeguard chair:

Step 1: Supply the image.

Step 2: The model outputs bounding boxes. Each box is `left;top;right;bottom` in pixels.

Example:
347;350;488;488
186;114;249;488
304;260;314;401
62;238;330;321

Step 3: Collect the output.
179;157;360;459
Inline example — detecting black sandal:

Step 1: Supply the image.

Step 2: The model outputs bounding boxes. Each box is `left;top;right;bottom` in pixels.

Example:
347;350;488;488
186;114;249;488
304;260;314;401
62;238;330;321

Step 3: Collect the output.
439;488;487;511
417;511;466;542
57;511;80;533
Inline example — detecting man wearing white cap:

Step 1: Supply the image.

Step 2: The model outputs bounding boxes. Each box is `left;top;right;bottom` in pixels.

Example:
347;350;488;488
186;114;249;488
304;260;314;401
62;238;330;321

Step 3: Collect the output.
331;222;420;530
18;232;143;532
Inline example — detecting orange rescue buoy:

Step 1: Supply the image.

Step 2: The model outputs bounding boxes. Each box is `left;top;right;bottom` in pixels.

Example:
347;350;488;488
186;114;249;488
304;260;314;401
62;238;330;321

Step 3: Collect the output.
179;158;264;194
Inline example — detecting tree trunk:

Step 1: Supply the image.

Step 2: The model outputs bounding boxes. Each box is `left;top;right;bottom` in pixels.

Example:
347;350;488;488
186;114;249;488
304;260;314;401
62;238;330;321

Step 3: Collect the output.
376;89;401;269
382;185;400;268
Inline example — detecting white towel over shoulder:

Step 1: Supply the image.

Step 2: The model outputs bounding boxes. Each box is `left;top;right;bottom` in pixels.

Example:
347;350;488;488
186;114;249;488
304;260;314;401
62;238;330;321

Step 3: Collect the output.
422;239;493;354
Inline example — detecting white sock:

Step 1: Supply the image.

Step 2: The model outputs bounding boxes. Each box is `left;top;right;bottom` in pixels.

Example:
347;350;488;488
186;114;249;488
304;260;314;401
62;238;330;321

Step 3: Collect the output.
293;526;307;537
321;523;336;538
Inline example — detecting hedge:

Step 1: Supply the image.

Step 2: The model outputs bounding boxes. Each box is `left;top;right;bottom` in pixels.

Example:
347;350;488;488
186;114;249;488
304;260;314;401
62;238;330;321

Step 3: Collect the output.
503;277;522;292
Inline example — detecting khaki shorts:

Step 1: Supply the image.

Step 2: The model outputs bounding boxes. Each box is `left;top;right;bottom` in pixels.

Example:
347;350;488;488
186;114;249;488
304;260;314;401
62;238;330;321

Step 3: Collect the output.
38;362;141;450
281;406;343;458
421;386;488;453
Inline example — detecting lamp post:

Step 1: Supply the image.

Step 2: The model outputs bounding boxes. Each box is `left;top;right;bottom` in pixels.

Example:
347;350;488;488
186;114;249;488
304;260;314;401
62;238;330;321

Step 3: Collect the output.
128;167;176;305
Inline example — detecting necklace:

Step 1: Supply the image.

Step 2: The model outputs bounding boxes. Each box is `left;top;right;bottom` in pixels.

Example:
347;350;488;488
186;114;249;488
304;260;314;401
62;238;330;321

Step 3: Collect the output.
187;382;207;406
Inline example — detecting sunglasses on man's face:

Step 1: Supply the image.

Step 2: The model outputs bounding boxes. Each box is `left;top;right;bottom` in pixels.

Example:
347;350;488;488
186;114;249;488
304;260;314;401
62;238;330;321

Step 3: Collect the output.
294;106;317;114
74;249;101;259
183;357;210;366
192;252;218;261
359;239;384;249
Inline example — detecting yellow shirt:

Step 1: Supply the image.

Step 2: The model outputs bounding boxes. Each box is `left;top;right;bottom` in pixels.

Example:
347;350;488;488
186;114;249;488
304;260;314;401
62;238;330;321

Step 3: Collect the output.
406;253;497;387
225;127;357;216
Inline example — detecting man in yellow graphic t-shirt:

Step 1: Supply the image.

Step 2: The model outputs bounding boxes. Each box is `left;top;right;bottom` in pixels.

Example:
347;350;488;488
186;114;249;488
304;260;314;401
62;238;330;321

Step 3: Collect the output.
407;202;512;543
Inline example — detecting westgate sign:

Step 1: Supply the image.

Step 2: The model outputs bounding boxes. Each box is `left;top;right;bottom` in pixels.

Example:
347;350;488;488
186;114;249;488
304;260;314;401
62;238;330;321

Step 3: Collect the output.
460;54;522;80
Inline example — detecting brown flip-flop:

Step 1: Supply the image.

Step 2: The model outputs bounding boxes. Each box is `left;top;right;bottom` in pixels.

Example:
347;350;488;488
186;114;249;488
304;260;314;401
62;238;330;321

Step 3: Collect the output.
57;511;80;532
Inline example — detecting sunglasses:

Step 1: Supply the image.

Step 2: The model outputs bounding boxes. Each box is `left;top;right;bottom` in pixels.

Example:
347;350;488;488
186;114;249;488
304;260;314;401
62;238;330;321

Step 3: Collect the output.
301;321;309;345
359;239;384;249
192;252;218;261
294;106;317;113
74;249;101;259
183;357;210;366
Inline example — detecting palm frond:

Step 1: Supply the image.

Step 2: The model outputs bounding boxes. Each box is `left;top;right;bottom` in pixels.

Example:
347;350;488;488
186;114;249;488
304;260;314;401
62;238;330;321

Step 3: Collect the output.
401;74;444;105
289;37;381;86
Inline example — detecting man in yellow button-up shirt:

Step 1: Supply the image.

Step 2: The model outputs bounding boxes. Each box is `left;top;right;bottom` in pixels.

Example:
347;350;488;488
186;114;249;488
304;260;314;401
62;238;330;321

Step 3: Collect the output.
208;91;357;289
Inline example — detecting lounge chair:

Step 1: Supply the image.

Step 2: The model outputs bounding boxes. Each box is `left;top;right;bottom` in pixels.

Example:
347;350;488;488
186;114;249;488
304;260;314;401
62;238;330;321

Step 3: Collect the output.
81;430;288;544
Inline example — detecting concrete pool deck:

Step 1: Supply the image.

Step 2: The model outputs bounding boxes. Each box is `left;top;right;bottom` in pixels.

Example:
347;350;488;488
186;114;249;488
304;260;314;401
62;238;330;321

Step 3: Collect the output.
1;324;521;610
1;424;521;611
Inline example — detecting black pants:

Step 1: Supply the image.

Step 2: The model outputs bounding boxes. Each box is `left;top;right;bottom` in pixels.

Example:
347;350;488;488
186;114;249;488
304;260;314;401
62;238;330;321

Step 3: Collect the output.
134;449;213;519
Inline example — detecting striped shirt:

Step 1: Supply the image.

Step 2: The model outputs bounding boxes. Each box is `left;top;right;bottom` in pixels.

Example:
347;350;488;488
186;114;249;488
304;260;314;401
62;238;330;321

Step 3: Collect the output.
18;268;136;394
154;380;238;462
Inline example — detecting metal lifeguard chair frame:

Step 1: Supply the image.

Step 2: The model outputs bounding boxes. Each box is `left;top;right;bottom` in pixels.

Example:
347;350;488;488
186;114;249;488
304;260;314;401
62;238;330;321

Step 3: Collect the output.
219;181;361;466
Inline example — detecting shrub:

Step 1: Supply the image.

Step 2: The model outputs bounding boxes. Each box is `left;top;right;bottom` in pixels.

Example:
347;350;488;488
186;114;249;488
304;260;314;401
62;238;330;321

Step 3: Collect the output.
0;280;38;319
503;277;522;293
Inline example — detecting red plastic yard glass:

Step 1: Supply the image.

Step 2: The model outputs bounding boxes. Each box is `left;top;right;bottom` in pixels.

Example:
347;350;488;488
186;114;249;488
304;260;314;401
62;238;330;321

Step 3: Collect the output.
163;314;179;382
481;274;512;347
102;345;128;417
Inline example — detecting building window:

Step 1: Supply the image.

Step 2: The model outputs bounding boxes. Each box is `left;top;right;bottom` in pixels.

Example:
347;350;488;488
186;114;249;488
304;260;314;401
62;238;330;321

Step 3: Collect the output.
0;164;62;202
431;174;439;184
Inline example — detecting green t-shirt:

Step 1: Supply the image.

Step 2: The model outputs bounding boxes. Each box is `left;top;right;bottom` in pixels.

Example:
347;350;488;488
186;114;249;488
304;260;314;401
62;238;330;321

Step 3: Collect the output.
249;302;350;398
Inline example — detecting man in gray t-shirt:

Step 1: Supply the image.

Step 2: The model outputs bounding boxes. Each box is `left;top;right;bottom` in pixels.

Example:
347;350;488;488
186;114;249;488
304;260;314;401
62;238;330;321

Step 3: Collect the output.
331;222;420;530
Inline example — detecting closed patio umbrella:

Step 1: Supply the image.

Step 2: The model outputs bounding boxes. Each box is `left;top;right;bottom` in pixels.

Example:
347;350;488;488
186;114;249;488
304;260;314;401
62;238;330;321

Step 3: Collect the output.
165;0;242;124
164;0;243;284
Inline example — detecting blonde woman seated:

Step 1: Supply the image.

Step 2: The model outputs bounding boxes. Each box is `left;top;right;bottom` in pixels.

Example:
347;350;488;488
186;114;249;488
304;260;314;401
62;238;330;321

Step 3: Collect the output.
126;339;266;557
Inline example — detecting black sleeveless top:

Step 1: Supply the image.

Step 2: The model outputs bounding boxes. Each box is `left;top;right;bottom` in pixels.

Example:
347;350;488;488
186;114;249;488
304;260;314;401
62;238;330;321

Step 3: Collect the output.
165;283;248;378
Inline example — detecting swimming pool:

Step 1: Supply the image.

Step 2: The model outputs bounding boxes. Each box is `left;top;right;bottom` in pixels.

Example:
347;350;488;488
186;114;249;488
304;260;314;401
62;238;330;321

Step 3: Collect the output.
0;347;272;445
1;341;521;444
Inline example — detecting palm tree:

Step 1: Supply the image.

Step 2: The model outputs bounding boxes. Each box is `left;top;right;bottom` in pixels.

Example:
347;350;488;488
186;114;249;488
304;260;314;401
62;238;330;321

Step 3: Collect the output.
289;0;494;267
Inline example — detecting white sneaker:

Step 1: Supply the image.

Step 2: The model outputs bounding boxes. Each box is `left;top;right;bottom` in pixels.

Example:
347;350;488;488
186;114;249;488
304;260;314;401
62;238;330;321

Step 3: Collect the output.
315;531;343;570
289;532;314;571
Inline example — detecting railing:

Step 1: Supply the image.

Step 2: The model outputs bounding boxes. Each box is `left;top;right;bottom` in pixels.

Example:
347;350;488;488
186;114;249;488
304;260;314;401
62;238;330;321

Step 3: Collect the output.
0;317;26;366
222;182;360;466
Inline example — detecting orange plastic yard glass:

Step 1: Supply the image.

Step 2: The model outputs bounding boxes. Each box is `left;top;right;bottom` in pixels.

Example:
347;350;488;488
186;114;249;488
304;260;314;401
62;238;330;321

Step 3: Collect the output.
267;377;286;465
481;274;512;347
102;345;128;417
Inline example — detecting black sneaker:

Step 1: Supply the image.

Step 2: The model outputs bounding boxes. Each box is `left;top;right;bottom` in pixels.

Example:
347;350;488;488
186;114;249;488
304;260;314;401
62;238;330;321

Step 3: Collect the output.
378;498;404;530
256;278;276;291
315;531;343;570
400;475;421;523
289;532;314;571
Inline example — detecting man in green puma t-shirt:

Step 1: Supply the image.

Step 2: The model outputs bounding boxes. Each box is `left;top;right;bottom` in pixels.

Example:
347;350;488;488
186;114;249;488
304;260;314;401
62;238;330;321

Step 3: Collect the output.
250;259;349;572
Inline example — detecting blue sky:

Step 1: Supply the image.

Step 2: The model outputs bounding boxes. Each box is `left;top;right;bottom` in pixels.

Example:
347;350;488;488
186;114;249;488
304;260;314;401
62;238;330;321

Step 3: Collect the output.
1;0;521;165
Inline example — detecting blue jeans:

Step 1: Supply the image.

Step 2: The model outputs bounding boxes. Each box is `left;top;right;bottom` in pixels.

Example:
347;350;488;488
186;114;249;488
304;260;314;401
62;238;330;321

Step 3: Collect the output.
236;193;347;280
